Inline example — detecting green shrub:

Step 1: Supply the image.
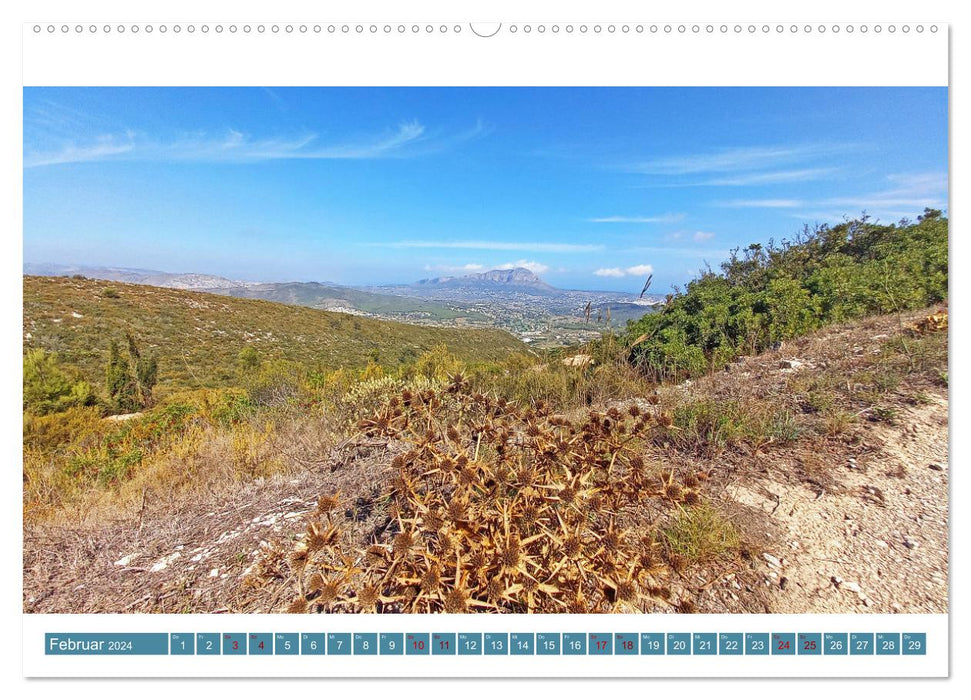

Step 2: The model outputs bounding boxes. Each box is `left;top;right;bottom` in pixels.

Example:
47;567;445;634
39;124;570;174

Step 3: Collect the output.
410;343;462;383
237;346;262;372
23;349;96;415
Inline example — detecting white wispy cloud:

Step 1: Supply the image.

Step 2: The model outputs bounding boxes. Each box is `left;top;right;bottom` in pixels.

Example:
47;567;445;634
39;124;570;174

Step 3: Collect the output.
594;264;654;278
24;120;489;168
379;240;604;253
821;172;947;211
701;168;838;186
424;260;549;275
720;199;805;208
594;268;626;278
627;245;732;259
664;230;719;242
24;134;137;167
627;144;847;176
497;260;549;274
588;213;684;224
721;172;947;217
424;263;487;274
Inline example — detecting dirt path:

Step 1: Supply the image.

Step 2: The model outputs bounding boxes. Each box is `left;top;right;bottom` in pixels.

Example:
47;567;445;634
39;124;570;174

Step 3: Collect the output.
728;398;948;613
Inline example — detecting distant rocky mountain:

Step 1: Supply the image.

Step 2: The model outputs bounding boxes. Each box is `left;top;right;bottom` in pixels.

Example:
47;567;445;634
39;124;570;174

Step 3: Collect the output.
414;267;559;296
22;263;258;291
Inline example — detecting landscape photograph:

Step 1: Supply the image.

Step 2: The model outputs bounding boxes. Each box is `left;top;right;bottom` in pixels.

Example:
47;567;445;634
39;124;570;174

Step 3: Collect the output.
22;86;948;614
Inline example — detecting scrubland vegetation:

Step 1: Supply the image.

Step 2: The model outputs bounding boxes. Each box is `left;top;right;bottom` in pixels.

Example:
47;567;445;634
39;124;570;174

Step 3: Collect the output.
23;212;949;613
626;210;947;381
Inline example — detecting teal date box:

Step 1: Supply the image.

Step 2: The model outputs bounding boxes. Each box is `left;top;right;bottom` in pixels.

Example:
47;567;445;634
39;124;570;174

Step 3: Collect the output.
563;633;587;655
458;633;482;655
249;633;272;655
745;633;769;655
640;633;664;655
327;632;351;655
798;633;821;655
432;633;456;655
589;633;612;655
301;633;325;655
354;633;377;655
824;633;848;655
222;633;246;655
379;633;403;655
851;633;874;655
485;633;508;655
511;633;534;655
274;633;299;655
902;633;926;656
667;633;690;655
772;633;795;655
876;633;900;655
197;633;220;656
693;633;717;655
615;633;638;655
170;633;194;655
537;633;560;655
719;633;743;655
406;633;429;655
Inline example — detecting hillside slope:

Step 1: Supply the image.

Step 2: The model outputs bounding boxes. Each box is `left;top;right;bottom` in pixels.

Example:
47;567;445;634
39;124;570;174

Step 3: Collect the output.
23;307;947;614
23;275;528;390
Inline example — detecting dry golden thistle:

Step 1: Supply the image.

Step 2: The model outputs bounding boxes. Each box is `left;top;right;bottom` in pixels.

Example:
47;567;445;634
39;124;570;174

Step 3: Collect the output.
289;545;309;568
318;578;343;606
558;485;577;506
306;572;325;593
392;530;416;558
677;598;697;614
424;509;444;532
317;492;342;515
484;578;503;602
567;594;588;614
616;578;638;603
285;597;308;614
468;548;488;572
420;566;442;593
446;497;467;522
356;583;381;612
443;585;471;613
562;535;583;558
499;539;522;569
365;544;387;566
306;521;340;552
257;379;719;614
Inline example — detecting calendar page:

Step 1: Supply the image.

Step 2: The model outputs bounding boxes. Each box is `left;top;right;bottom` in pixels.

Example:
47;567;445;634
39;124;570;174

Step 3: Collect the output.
16;0;951;682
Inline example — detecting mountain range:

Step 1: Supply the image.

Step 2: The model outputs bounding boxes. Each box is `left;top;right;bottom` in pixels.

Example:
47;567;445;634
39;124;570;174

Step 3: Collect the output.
24;263;662;346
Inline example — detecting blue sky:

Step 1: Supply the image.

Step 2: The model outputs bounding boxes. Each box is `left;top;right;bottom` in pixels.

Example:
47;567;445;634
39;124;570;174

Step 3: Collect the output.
23;87;947;293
